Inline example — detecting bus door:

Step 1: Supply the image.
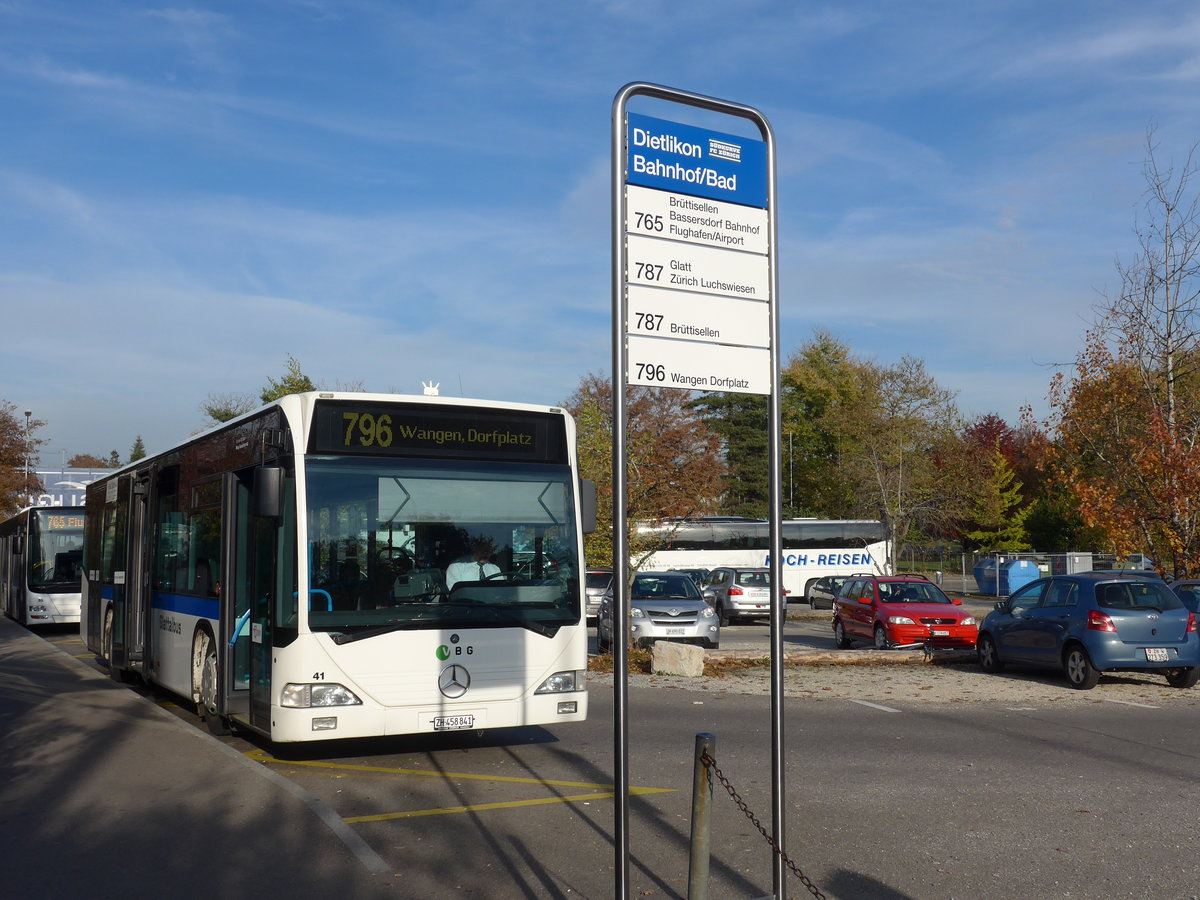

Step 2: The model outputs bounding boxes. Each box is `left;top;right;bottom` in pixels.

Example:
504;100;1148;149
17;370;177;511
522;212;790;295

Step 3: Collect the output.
230;468;278;732
122;473;151;675
109;471;150;676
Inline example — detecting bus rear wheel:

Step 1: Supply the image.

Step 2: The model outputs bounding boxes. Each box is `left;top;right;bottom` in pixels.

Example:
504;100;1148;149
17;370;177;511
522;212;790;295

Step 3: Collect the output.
192;628;229;735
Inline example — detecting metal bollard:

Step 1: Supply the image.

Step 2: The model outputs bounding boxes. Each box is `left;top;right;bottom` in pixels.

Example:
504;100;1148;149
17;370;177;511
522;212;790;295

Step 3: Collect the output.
687;732;716;900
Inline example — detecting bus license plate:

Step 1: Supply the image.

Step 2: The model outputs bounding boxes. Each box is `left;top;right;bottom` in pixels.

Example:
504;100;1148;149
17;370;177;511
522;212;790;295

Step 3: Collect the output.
432;715;475;731
1145;648;1169;662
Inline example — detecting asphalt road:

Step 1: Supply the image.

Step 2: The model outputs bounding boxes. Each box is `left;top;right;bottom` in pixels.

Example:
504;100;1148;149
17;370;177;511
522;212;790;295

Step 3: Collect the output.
35;622;1200;899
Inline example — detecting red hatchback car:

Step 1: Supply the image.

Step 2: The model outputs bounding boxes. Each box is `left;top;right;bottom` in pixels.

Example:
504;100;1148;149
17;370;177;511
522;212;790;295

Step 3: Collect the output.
833;575;978;650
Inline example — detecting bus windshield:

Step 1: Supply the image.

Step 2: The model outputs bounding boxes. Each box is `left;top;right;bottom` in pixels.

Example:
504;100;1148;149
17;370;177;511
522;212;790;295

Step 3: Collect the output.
30;510;85;589
304;457;581;639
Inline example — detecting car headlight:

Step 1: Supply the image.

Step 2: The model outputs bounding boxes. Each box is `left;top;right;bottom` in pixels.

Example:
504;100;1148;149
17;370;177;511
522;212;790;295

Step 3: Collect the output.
886;616;915;625
701;606;716;618
961;616;977;626
535;670;584;693
280;683;363;708
631;607;645;618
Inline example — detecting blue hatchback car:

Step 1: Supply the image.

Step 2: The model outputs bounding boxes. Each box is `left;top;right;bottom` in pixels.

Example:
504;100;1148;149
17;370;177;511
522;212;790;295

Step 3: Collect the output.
976;573;1200;690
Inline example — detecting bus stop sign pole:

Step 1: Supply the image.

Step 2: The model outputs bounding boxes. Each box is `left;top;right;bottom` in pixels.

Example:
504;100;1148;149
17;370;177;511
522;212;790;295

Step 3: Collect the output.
612;81;782;898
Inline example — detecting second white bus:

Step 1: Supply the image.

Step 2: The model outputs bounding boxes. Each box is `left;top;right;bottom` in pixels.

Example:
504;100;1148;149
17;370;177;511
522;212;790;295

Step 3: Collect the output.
637;517;889;596
0;506;85;625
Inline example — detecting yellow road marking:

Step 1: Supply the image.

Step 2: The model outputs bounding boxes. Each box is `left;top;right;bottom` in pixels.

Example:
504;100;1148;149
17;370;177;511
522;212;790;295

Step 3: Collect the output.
345;787;670;823
245;749;674;821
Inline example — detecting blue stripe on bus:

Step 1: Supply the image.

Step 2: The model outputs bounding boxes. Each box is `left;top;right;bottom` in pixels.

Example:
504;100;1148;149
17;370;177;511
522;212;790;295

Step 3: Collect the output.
101;585;114;601
151;592;219;620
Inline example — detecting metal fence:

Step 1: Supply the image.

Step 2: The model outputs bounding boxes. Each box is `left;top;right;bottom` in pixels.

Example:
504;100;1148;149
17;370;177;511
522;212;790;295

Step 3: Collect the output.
899;547;1127;596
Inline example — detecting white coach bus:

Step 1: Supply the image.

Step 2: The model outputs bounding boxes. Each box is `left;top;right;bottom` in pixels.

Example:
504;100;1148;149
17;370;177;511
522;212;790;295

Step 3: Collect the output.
0;506;86;625
638;517;889;596
82;392;593;742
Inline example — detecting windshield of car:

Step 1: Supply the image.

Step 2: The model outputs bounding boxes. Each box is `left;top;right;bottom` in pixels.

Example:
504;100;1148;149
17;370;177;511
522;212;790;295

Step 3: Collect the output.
878;581;949;603
631;574;701;600
1096;581;1182;611
735;571;770;587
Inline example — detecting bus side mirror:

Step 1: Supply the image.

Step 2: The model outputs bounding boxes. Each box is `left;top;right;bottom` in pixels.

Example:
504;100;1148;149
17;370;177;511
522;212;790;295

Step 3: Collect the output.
580;479;597;535
253;466;284;520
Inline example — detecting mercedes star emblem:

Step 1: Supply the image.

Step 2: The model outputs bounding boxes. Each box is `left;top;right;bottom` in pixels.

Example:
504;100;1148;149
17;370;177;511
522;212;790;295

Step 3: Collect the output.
439;664;470;698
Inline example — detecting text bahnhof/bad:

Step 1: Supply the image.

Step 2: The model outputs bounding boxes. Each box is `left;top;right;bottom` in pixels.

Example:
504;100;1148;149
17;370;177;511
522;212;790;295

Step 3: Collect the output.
630;127;739;193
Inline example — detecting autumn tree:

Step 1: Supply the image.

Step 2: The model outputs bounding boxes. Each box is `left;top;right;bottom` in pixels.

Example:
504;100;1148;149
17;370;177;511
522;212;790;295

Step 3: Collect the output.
563;374;726;568
815;354;964;571
0;402;46;518
68;453;116;468
1045;135;1200;576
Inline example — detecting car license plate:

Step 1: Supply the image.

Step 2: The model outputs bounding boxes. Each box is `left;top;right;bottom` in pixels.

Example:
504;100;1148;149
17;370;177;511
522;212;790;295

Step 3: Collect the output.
1145;647;1169;662
432;715;475;731
933;630;949;636
666;628;685;635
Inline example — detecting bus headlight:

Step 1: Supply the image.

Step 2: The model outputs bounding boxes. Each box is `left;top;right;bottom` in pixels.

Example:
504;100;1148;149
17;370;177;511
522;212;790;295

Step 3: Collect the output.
535;670;584;694
280;683;363;708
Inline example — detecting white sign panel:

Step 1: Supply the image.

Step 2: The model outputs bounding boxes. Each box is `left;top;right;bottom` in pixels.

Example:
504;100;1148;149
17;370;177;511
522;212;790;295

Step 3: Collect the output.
625;234;769;301
627;335;771;395
626;285;769;348
625;184;769;254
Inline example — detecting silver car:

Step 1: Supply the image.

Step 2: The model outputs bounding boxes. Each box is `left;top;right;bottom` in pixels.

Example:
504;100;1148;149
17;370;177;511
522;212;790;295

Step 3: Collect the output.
584;567;612;623
596;572;720;652
707;566;774;624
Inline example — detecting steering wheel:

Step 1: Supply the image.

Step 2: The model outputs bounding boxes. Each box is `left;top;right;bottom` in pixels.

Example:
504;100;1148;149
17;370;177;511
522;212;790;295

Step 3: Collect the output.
377;546;413;564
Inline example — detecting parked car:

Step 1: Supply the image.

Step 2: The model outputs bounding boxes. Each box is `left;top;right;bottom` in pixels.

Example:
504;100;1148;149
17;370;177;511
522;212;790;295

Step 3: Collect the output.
596;571;719;652
806;574;855;610
833;574;978;650
669;567;711;589
706;567;781;624
584;567;612;623
976;573;1200;690
1170;579;1200;613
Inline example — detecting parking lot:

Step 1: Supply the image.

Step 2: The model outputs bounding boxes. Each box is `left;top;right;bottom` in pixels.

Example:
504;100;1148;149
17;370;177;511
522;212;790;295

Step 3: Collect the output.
16;615;1200;899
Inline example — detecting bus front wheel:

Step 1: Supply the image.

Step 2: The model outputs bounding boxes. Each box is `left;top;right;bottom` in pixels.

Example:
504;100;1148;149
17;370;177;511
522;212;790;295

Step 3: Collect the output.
192;628;229;735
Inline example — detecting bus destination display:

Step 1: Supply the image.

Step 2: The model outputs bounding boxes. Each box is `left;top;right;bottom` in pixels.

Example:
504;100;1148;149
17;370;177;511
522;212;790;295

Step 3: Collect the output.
309;401;567;463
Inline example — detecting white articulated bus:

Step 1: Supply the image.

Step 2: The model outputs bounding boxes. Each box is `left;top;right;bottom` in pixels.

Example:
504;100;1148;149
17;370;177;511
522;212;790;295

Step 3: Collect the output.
0;506;86;625
638;517;889;597
82;392;592;742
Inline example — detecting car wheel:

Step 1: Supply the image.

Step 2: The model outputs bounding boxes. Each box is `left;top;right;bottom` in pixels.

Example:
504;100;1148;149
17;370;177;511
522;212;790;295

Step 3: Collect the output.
597;632;610;654
833;618;852;649
873;625;890;650
810;595;822;610
977;634;1005;673
1064;644;1101;690
717;603;730;627
1164;667;1200;688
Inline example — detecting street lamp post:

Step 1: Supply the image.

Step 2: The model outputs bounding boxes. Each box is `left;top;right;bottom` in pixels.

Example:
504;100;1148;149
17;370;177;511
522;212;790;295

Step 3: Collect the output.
23;409;31;502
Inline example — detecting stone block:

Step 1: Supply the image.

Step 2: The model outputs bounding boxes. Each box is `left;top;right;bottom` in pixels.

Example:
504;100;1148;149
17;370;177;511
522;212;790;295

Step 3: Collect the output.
651;641;705;677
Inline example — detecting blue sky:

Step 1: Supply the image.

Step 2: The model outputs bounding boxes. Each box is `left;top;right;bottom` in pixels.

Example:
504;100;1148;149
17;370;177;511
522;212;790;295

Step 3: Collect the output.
3;1;1200;464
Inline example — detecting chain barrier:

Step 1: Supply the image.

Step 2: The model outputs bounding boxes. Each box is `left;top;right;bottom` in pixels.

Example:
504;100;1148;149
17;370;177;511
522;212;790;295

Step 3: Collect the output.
701;750;826;900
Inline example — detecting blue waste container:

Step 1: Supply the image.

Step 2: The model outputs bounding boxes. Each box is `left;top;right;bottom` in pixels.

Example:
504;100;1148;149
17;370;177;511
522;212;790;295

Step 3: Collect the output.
972;558;1041;595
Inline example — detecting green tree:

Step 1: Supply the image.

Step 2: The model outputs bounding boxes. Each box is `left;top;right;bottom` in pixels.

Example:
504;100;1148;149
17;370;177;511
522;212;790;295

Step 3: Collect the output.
0;402;46;517
260;354;316;403
780;332;866;518
200;354;317;426
687;392;769;517
962;442;1032;551
105;450;121;467
129;435;146;462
